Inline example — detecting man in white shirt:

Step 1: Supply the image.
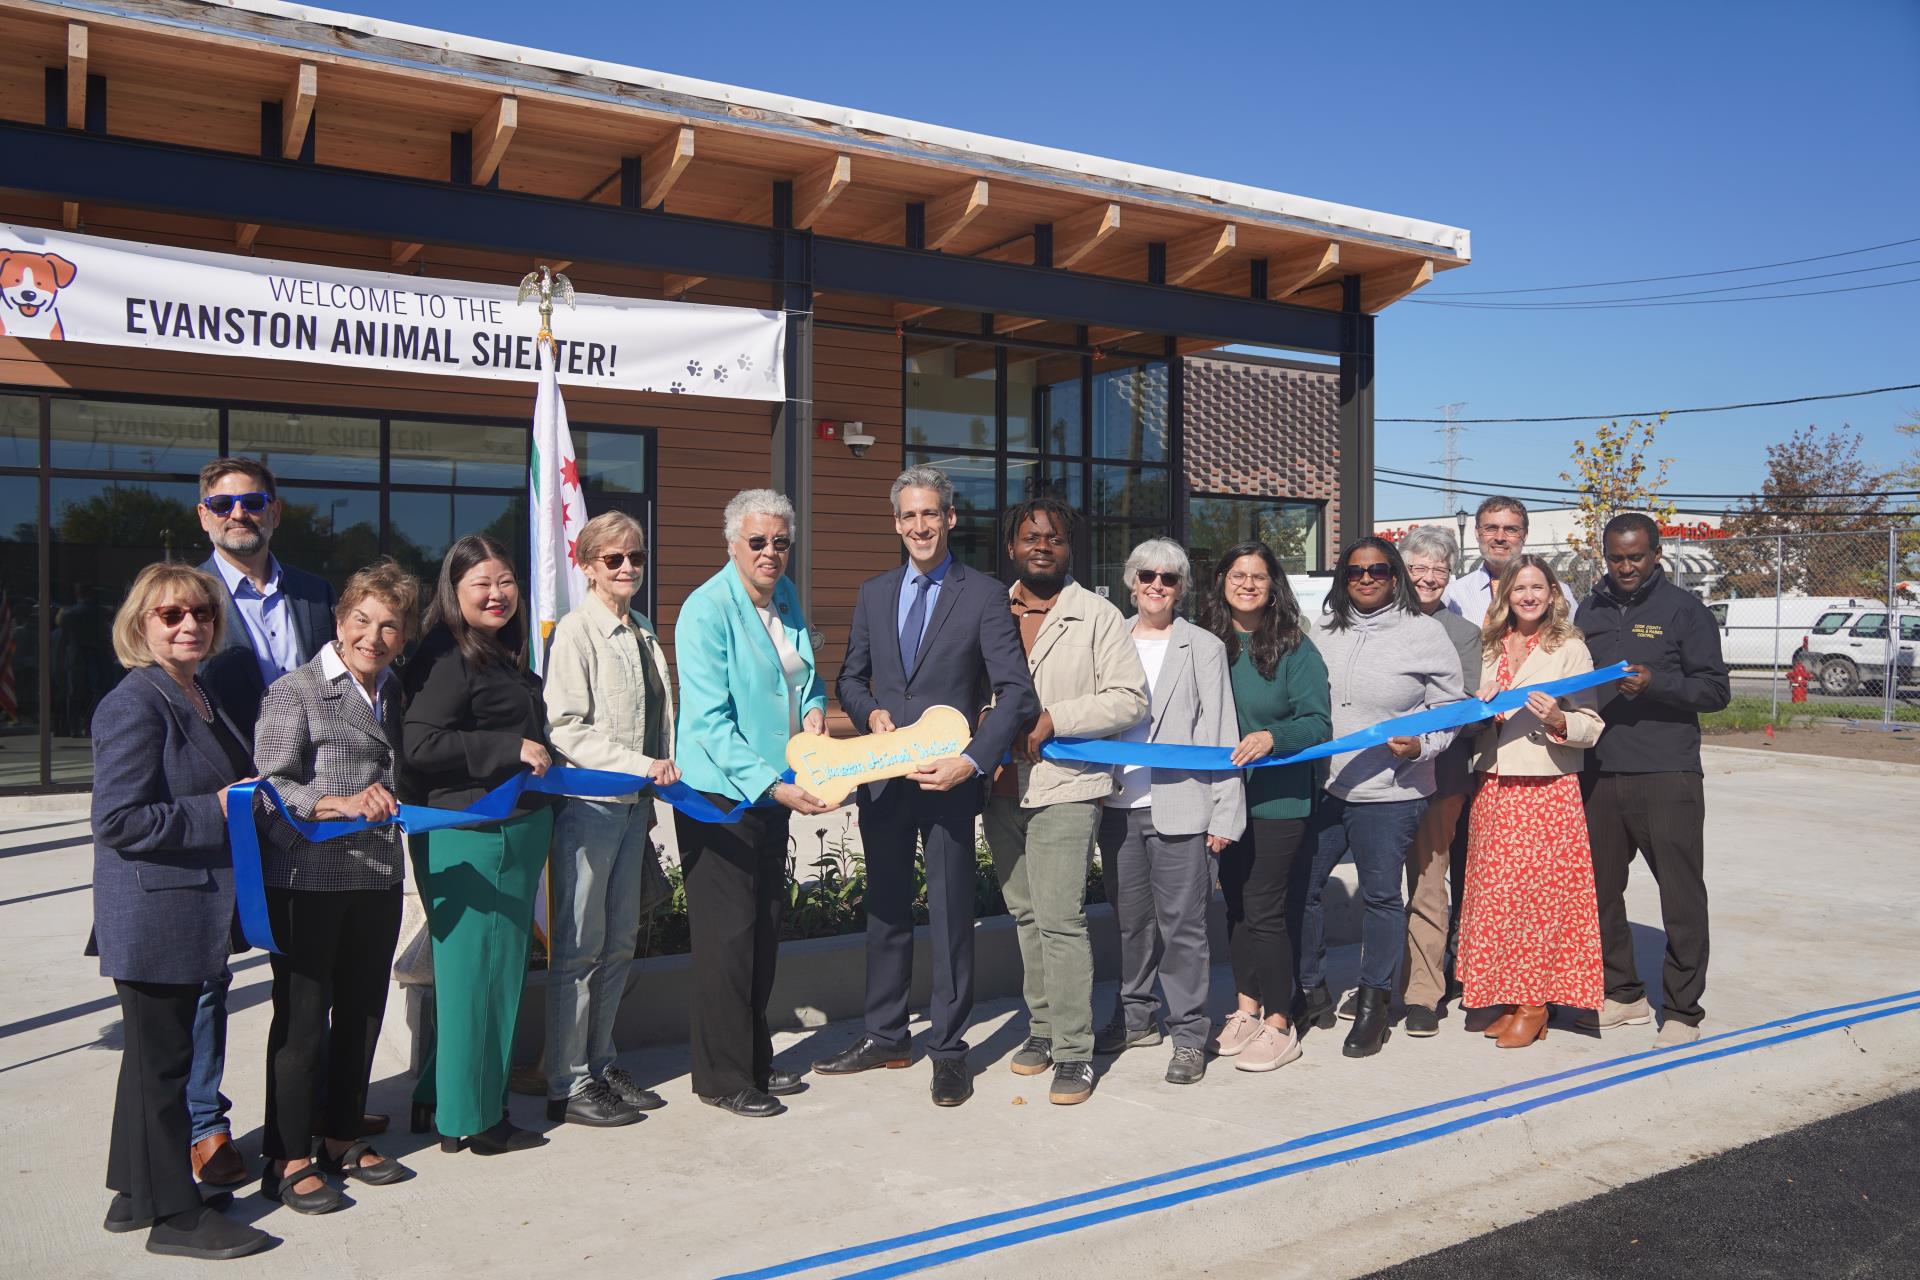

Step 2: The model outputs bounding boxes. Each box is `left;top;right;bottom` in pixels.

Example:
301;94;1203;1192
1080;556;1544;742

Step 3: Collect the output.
1441;495;1575;627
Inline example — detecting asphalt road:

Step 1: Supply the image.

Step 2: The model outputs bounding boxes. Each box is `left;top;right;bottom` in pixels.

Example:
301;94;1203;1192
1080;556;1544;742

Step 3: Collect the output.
1368;1088;1920;1279
1727;672;1917;712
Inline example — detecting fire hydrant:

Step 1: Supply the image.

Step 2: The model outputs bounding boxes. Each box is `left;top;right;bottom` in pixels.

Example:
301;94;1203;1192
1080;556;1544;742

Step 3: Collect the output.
1788;660;1811;703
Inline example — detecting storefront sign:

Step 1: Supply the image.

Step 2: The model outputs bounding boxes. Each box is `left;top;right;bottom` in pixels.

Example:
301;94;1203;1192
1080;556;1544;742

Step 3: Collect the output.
0;222;786;400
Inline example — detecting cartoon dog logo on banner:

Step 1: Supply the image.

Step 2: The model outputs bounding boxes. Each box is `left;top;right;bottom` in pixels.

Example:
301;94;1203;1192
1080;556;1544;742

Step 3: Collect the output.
0;249;78;340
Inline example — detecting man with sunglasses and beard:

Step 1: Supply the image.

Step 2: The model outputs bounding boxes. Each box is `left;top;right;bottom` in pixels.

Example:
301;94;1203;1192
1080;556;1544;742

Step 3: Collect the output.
983;498;1147;1105
189;457;339;1189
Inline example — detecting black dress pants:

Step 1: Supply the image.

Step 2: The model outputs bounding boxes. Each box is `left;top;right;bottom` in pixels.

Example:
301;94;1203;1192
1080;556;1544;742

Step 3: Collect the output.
108;980;202;1223
1583;770;1711;1025
1216;817;1307;1014
856;780;980;1058
263;885;403;1159
676;799;790;1098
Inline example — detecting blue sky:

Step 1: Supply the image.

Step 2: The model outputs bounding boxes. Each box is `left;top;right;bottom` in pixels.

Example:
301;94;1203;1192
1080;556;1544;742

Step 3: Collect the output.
375;0;1919;520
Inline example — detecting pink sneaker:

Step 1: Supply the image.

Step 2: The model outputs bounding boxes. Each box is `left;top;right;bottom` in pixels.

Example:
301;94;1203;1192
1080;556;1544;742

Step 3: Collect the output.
1234;1023;1302;1073
1208;1009;1262;1058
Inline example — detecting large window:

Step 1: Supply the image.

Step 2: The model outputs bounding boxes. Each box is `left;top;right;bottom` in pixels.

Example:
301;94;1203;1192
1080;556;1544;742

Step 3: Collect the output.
1186;494;1326;584
903;341;1173;595
0;390;653;791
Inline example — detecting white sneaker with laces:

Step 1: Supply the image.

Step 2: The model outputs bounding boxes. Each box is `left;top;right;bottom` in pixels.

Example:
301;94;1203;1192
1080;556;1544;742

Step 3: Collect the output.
1208;1009;1262;1058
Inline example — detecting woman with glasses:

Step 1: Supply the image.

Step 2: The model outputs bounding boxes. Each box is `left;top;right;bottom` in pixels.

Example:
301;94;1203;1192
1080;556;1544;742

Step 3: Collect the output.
541;511;678;1129
673;490;833;1117
89;563;270;1259
1197;541;1330;1074
1293;537;1465;1057
402;534;553;1156
1393;526;1487;1036
1094;539;1246;1085
1458;555;1605;1048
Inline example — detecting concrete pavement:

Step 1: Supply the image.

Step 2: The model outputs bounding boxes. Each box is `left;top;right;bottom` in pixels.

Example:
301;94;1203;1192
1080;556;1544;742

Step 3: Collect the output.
3;745;1917;1278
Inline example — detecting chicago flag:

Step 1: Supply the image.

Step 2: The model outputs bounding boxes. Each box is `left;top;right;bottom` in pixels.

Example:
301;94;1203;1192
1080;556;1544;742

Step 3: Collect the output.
529;350;587;675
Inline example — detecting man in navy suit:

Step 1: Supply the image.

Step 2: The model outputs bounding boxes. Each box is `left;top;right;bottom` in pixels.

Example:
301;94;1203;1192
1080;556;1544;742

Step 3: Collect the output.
187;457;338;1185
816;467;1036;1106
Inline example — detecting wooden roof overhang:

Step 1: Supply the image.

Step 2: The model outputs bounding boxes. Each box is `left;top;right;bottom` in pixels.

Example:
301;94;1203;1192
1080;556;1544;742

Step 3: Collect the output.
0;0;1470;355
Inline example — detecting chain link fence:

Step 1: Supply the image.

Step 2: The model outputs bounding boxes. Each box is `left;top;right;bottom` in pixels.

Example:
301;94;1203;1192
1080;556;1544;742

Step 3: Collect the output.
1509;529;1918;728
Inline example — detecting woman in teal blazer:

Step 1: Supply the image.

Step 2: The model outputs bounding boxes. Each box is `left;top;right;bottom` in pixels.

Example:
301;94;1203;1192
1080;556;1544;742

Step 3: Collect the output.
673;489;834;1117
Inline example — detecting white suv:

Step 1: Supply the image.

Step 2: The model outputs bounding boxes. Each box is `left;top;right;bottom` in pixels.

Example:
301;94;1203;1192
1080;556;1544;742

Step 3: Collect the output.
1792;608;1919;697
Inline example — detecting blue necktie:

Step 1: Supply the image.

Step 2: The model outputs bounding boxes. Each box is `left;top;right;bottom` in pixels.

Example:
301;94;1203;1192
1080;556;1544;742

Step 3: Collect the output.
900;573;931;678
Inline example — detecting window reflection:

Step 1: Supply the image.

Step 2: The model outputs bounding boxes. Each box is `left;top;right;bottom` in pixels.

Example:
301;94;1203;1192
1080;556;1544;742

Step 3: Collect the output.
50;400;217;473
391;419;526;487
0;475;41;787
1092;360;1167;462
0;394;36;469
232;410;379;482
905;344;996;450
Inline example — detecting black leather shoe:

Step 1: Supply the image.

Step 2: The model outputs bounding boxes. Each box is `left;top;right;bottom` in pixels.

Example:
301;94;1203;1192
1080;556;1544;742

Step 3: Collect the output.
930;1058;973;1107
1404;1005;1441;1037
1336;990;1359;1021
547;1079;643;1128
764;1068;806;1097
1300;982;1338;1030
700;1088;786;1118
259;1162;344;1215
1343;986;1393;1058
104;1193;152;1234
601;1067;667;1111
145;1206;270;1261
813;1033;911;1075
460;1119;548;1155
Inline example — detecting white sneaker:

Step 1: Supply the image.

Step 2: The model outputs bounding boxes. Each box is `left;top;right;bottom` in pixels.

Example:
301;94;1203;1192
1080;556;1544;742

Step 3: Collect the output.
1234;1024;1301;1073
1656;1020;1701;1046
1208;1009;1262;1058
1575;997;1653;1031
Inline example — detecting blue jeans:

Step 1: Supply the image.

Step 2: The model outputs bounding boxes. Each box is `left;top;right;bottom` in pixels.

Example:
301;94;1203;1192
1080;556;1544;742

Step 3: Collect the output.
187;969;232;1143
544;798;657;1100
1292;795;1427;994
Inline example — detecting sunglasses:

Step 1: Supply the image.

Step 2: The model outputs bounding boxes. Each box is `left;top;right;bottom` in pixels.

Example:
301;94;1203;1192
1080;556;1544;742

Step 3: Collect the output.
595;551;646;571
1134;569;1182;588
746;535;793;553
149;604;217;627
201;492;272;517
1344;563;1394;582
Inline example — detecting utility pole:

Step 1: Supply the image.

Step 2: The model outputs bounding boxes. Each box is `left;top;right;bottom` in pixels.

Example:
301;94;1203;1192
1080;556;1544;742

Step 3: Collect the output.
1434;402;1468;515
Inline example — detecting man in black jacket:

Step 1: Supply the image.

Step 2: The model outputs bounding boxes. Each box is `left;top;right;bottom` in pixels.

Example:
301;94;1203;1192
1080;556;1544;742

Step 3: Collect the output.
1574;513;1730;1045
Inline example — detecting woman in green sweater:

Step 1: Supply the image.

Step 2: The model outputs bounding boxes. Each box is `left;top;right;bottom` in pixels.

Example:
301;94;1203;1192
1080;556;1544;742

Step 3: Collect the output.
1198;541;1331;1072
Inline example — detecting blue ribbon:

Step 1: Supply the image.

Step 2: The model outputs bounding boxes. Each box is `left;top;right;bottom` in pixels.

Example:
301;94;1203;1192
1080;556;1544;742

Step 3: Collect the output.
1038;661;1630;770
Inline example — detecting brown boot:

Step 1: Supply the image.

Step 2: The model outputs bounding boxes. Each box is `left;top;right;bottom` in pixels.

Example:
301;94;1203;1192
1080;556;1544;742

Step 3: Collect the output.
1496;1004;1549;1048
1482;1005;1518;1039
189;1132;249;1188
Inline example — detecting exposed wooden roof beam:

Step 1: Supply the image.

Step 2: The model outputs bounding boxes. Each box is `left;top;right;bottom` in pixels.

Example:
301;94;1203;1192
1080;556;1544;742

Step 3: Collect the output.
641;126;696;209
1359;259;1434;312
993;314;1046;335
471;96;517;186
734;153;853;229
661;274;702;299
924;179;989;250
238;62;318;252
391;242;423;267
1269;242;1340;299
1165;224;1237;285
62;203;80;230
893;302;944;324
66;23;87;125
1054;202;1121;269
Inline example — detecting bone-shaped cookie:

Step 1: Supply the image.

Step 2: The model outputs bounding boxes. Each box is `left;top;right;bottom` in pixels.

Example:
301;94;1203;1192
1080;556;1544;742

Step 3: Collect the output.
785;704;973;807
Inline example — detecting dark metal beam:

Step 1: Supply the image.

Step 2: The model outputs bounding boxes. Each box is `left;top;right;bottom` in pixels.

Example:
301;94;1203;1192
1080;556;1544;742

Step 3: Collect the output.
1337;274;1376;546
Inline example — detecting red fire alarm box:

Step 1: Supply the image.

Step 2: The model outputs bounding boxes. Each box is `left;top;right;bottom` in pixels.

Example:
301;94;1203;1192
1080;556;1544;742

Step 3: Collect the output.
817;420;840;440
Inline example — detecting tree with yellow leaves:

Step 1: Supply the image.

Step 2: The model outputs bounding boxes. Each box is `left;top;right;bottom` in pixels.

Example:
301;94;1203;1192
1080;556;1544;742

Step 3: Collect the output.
1558;416;1677;573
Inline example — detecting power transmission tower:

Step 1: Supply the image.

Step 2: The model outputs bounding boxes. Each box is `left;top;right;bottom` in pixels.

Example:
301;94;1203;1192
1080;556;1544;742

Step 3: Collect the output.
1433;402;1469;514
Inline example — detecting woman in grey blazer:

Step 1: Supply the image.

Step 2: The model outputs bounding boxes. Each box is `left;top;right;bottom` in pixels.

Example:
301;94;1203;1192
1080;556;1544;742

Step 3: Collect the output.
252;560;421;1213
1096;539;1247;1085
89;563;269;1261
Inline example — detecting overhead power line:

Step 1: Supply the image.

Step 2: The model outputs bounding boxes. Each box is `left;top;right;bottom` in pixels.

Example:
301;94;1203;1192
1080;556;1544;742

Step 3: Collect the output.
1423;235;1920;297
1409;258;1920;308
1372;475;1916;520
1372;466;1920;502
1378;382;1920;425
1409;274;1920;310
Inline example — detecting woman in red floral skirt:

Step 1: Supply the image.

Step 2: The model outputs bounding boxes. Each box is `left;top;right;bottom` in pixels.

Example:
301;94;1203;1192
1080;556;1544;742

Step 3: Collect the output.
1458;554;1607;1049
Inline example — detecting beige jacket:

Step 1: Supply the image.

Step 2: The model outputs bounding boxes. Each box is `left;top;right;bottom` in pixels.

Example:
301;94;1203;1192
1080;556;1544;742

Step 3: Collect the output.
1008;579;1149;807
543;591;677;803
1469;633;1605;777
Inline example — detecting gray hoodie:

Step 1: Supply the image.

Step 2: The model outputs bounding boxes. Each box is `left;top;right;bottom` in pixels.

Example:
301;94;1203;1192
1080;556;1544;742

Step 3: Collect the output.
1313;604;1467;803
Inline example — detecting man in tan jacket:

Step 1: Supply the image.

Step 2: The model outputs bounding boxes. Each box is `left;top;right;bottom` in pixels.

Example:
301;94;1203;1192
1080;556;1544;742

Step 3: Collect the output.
985;498;1148;1105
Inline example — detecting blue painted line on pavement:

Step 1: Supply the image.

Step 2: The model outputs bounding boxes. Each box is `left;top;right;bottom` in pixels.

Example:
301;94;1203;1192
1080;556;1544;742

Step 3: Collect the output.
722;989;1920;1280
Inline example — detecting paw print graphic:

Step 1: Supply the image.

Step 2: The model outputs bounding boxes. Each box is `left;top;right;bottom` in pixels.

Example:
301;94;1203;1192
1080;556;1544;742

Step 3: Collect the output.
736;353;753;371
713;365;729;383
686;359;702;377
669;381;685;394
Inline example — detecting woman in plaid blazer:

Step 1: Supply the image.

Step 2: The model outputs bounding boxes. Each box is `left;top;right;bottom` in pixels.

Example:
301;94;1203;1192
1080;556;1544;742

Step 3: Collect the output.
251;560;421;1214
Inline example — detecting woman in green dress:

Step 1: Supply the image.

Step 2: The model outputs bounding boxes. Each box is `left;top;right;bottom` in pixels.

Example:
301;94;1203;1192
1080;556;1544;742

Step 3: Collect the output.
402;534;554;1155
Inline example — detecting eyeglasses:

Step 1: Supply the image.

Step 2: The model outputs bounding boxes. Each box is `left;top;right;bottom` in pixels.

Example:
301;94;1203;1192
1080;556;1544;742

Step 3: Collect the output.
149;604;217;627
1134;569;1182;588
1478;523;1524;537
1225;571;1271;587
745;535;793;553
595;551;646;570
1344;563;1394;582
201;492;272;517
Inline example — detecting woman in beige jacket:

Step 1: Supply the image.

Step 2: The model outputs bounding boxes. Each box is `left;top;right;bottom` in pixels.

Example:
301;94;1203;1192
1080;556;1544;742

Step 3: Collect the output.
1457;555;1607;1049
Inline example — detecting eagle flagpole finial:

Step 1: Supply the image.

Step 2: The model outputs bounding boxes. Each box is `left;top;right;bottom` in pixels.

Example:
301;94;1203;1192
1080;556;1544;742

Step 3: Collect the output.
517;264;577;350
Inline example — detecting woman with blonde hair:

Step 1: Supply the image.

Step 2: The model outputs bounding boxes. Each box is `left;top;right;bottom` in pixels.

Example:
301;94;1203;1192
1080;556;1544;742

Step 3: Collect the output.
542;510;679;1128
1457;553;1607;1049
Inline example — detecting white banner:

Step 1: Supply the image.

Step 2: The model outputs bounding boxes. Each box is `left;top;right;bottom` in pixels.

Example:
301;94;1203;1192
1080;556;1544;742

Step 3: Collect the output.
0;222;786;400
